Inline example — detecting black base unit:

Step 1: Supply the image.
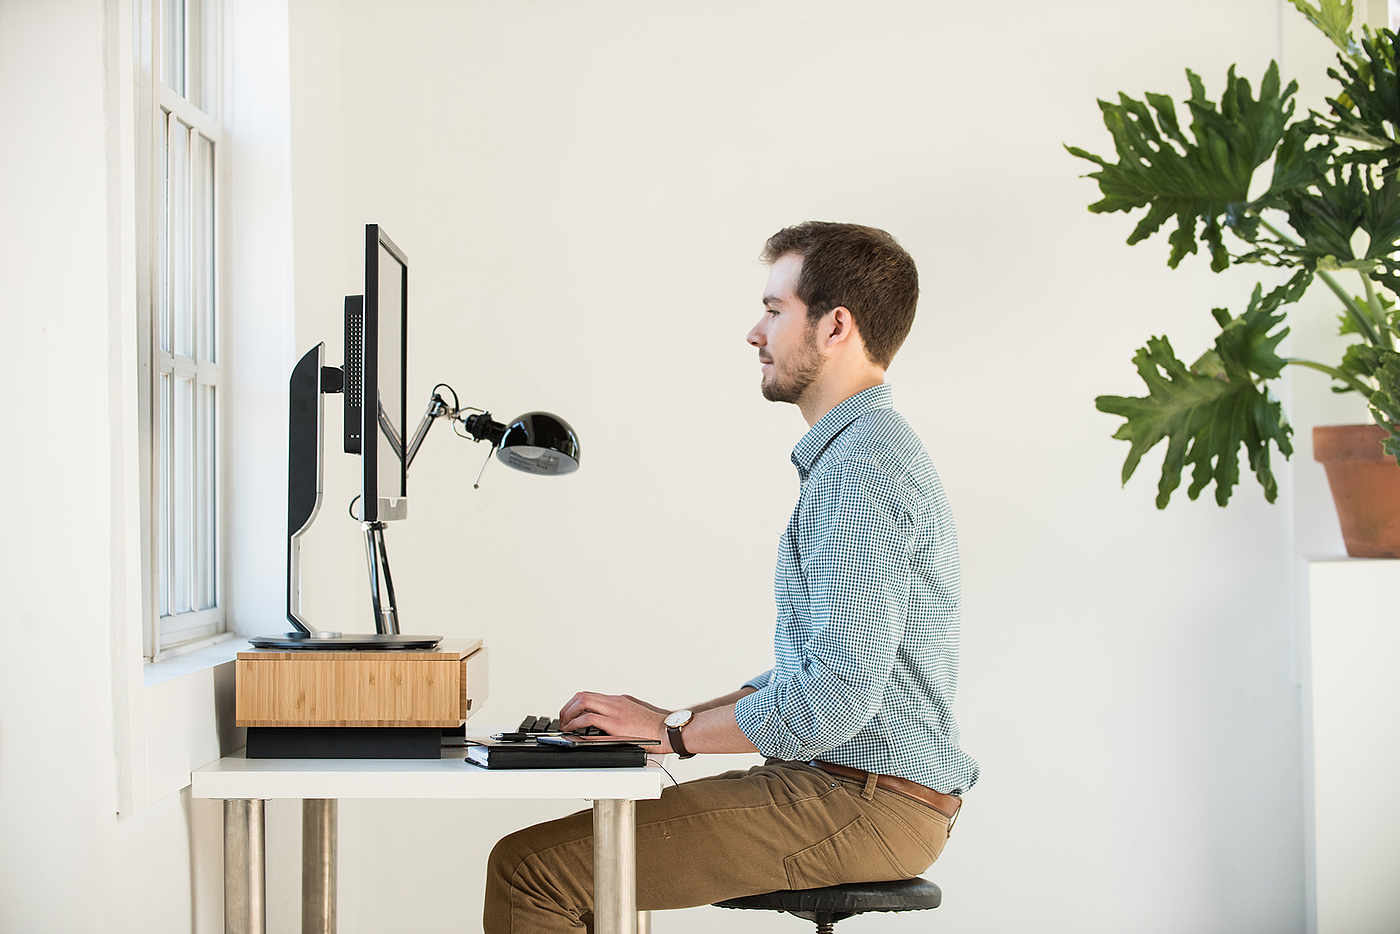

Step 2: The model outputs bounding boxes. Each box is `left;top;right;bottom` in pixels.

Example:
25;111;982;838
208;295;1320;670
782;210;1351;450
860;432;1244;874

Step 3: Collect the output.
246;726;445;759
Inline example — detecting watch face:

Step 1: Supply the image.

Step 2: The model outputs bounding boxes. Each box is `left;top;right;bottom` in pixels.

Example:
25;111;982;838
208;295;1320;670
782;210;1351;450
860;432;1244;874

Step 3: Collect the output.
664;709;692;728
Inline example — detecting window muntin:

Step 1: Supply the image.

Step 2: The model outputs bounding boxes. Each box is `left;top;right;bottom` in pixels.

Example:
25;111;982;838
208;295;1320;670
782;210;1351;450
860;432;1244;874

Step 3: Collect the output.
147;0;223;655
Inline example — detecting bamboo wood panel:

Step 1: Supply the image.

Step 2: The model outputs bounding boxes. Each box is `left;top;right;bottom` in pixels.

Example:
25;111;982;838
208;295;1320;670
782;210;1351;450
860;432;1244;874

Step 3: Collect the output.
236;639;486;728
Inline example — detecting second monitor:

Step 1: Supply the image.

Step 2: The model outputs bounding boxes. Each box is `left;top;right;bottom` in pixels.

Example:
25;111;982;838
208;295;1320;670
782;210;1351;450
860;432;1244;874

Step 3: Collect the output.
348;223;409;523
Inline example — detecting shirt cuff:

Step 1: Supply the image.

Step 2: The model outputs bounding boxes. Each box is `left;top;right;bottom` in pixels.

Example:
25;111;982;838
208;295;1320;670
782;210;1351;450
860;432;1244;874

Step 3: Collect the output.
734;683;794;759
743;669;773;691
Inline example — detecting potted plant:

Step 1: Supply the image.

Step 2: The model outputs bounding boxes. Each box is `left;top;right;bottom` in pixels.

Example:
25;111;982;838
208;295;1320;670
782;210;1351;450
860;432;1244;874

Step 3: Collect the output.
1069;0;1400;556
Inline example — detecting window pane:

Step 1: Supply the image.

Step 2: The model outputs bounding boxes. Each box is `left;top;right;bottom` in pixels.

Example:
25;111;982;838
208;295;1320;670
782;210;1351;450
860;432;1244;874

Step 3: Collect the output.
173;374;195;615
194;133;214;363
198;382;216;610
185;0;201;109
168;117;192;359
158;112;171;354
164;0;185;97
158;373;172;618
199;0;218;118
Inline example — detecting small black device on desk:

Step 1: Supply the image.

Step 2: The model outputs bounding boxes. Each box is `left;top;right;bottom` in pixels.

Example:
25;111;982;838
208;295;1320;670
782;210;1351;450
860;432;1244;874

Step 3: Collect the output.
465;715;658;769
465;738;652;769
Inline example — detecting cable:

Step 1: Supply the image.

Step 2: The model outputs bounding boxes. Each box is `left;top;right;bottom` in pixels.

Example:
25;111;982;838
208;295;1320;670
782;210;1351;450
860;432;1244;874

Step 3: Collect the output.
431;383;460;413
347;495;361;520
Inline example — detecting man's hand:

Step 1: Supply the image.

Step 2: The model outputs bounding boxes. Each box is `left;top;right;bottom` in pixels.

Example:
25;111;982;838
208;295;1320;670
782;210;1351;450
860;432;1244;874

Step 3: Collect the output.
558;689;763;757
559;692;670;749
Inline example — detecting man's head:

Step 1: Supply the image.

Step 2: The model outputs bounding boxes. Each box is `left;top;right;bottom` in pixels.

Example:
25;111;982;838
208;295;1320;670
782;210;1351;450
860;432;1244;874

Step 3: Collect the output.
760;222;919;370
747;222;919;420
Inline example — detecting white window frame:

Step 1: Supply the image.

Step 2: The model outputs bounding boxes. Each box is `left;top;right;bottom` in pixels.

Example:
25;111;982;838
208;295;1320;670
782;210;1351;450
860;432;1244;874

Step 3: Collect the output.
136;0;228;660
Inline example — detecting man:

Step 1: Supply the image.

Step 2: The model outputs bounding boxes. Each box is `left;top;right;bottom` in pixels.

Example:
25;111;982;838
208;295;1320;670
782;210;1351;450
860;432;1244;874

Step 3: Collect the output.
484;222;978;933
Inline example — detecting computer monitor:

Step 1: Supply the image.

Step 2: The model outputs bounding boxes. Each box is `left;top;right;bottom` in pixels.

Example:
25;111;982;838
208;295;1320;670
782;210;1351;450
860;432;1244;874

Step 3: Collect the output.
252;224;441;649
349;223;409;523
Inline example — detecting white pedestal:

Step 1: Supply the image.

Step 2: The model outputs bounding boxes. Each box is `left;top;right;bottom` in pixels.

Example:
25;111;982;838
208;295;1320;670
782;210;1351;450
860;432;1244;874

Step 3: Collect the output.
1306;559;1400;934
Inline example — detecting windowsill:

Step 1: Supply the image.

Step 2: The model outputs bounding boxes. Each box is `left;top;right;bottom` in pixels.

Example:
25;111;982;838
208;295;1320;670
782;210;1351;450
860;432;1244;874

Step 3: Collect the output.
144;633;248;687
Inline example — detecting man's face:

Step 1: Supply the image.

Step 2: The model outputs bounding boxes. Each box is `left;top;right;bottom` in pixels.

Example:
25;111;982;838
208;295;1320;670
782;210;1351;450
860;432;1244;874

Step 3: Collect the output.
747;252;824;404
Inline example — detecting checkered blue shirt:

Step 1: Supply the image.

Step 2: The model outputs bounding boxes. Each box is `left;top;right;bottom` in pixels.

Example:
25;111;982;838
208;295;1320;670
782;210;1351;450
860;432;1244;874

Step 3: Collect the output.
734;384;979;795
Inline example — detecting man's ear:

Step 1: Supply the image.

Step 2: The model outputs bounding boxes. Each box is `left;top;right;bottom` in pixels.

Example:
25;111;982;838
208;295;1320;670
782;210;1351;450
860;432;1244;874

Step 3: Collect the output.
823;306;859;349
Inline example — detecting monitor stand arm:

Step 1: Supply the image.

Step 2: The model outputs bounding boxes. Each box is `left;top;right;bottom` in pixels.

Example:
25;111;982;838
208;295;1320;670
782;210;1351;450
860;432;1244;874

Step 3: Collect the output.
362;521;400;634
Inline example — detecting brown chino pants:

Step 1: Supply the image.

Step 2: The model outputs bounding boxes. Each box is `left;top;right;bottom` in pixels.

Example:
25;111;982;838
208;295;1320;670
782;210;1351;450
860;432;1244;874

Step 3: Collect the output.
483;761;953;933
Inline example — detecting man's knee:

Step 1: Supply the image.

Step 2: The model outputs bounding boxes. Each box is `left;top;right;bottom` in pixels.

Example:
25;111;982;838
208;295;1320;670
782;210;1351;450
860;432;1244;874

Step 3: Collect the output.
487;825;546;887
487;812;594;897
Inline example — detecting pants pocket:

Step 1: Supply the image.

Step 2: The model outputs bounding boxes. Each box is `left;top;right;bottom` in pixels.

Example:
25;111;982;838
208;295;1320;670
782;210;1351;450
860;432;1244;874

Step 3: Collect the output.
865;795;951;874
783;815;904;890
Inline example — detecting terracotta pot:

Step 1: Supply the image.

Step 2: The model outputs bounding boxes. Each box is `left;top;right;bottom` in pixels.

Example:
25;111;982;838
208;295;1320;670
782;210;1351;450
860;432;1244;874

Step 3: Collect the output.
1313;424;1400;558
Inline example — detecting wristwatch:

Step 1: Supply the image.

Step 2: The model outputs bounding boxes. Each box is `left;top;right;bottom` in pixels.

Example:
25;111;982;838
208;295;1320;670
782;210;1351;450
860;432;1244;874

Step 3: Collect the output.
664;709;696;759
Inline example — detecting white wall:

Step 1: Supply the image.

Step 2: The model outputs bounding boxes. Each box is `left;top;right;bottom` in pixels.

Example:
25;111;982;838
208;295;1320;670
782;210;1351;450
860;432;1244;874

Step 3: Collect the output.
0;1;293;931
282;2;1307;933
0;1;1356;931
0;0;193;929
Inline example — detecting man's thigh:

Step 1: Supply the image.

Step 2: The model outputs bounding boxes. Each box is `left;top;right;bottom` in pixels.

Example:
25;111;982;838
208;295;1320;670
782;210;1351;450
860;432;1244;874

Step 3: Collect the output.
492;760;949;914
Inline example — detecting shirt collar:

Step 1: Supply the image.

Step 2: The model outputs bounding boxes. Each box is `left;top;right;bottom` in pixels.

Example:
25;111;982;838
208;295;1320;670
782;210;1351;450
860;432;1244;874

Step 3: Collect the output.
790;383;894;480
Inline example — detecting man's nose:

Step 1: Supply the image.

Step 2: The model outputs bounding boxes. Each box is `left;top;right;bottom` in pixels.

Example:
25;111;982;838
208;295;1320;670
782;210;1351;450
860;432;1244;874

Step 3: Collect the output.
746;319;764;347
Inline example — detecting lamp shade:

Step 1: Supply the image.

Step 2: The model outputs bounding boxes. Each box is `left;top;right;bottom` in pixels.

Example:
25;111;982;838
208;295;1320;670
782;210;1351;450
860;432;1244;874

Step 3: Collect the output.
497;412;580;475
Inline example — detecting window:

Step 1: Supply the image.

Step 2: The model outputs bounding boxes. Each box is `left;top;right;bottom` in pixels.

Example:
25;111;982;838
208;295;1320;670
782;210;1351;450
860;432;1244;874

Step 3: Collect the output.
139;0;225;657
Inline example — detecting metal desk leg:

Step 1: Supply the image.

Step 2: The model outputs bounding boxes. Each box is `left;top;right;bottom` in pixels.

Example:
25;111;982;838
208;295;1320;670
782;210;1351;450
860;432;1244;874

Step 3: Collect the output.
303;799;338;934
224;799;266;934
592;798;637;934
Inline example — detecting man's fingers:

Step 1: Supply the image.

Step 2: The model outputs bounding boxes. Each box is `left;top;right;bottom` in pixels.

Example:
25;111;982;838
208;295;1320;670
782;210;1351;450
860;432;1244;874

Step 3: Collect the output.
560;691;616;730
559;692;598;726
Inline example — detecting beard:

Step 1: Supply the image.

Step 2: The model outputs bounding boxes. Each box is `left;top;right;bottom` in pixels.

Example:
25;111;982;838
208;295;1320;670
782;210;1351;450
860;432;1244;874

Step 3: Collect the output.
760;327;824;404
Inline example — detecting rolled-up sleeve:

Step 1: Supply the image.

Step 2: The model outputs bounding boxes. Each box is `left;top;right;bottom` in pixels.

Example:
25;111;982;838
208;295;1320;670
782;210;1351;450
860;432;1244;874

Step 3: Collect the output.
743;669;774;691
734;456;913;761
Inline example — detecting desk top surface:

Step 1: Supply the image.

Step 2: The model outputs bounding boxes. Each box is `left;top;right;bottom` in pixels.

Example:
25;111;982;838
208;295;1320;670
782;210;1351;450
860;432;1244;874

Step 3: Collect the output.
192;741;666;801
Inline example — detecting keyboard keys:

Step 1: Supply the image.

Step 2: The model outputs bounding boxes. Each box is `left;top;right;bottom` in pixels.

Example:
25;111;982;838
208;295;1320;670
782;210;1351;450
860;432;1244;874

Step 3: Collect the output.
514;714;605;736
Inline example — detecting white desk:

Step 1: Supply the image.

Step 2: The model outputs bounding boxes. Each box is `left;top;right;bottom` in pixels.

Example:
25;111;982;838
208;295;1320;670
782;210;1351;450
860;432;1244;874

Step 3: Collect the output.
191;746;665;934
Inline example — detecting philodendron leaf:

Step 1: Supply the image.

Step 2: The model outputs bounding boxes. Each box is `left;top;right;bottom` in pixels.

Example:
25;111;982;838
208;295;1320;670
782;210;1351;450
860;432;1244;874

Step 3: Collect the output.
1369;350;1400;460
1318;27;1399;151
1371;354;1400;458
1096;284;1294;507
1338;289;1396;336
1067;63;1300;272
1280;167;1400;293
1287;0;1362;66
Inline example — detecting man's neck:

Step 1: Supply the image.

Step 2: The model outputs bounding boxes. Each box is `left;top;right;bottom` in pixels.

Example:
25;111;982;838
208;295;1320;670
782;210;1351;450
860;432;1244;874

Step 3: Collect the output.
798;371;886;427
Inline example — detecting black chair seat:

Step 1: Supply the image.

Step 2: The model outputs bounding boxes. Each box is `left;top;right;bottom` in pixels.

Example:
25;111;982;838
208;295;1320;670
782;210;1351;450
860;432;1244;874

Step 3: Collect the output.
715;877;941;926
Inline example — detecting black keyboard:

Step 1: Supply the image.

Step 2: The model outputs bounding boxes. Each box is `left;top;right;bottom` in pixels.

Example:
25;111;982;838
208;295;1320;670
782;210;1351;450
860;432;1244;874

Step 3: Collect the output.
516;714;605;736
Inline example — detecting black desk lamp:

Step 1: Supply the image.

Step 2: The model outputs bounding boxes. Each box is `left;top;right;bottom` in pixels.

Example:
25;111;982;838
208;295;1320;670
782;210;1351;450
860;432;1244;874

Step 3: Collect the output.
402;397;580;478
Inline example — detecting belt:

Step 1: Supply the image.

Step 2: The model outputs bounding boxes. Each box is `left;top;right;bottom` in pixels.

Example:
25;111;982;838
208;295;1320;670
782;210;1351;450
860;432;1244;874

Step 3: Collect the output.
810;761;962;820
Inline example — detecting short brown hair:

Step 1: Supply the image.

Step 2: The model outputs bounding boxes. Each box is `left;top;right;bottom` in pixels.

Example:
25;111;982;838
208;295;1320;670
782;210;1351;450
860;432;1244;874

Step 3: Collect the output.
761;222;919;369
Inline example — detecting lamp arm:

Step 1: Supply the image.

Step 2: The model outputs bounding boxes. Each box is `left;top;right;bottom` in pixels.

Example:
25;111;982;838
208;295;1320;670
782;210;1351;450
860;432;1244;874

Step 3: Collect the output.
403;392;453;470
396;387;509;472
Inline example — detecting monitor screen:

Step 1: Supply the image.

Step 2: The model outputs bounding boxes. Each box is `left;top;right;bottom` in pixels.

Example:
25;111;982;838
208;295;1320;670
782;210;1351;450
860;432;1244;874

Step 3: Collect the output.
360;224;408;522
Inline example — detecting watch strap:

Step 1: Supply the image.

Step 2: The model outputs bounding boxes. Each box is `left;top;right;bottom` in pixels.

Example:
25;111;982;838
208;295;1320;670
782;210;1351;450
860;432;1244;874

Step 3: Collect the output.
666;723;696;759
